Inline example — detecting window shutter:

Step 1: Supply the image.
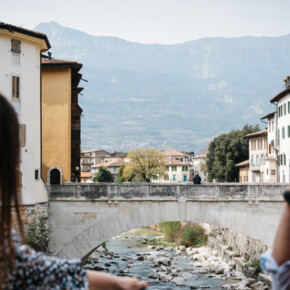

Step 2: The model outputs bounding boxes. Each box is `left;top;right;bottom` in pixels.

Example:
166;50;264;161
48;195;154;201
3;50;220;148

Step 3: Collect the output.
20;124;26;147
11;39;21;53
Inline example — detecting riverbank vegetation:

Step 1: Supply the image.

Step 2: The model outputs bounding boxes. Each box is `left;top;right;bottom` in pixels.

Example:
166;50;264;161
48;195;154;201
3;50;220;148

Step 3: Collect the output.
150;222;208;247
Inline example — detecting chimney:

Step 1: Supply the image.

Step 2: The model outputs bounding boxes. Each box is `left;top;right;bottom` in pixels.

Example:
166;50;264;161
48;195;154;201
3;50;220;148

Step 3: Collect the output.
48;52;52;61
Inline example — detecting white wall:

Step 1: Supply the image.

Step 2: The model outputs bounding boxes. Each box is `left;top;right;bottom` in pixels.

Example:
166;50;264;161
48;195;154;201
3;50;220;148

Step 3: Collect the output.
0;33;47;204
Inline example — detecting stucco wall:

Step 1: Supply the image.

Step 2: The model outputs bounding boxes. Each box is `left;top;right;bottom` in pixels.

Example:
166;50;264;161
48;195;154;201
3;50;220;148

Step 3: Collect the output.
0;30;47;204
42;68;72;183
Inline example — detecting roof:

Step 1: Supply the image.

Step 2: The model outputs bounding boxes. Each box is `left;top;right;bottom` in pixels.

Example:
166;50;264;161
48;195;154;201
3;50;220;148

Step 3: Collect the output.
265;155;277;161
244;129;267;139
163;149;185;157
81;172;92;178
105;152;128;158
260;111;276;120
81;149;109;154
42;56;82;69
0;22;50;49
270;86;290;103
162;157;190;166
93;159;127;168
235;160;249;167
193;152;208;159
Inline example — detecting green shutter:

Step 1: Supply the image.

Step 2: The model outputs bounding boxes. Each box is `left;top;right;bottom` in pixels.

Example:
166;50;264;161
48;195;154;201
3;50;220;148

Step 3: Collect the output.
282;127;285;139
278;129;280;145
288;126;290;137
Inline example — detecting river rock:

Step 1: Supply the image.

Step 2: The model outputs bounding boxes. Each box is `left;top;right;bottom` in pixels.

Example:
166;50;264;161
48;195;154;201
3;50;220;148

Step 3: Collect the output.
171;277;185;285
214;266;224;275
165;247;173;251
182;272;193;278
190;285;198;289
179;246;186;251
137;256;145;261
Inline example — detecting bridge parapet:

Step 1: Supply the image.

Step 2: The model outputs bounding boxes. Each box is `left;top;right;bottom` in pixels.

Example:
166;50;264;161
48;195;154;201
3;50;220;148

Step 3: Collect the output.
47;183;288;201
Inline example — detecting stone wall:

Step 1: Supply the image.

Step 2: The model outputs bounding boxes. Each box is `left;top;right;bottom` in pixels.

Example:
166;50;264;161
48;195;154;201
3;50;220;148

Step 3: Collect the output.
21;202;49;231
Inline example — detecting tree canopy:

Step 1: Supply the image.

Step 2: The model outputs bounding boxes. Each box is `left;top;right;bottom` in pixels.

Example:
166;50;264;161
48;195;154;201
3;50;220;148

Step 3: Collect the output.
93;166;114;182
122;148;165;182
206;124;260;182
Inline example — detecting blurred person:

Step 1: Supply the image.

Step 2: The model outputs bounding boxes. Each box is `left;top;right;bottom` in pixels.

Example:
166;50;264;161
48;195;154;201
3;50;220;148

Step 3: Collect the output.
0;93;148;290
260;190;290;290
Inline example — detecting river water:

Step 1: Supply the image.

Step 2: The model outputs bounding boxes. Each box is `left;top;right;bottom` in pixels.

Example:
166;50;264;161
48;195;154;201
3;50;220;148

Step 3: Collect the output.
85;227;236;289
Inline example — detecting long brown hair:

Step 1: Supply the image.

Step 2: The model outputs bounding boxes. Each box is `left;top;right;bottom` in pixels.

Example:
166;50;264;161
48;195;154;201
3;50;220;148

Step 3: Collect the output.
0;94;24;287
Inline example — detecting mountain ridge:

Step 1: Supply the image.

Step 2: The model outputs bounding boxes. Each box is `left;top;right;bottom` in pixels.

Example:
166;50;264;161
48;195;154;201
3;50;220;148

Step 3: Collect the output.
34;22;289;153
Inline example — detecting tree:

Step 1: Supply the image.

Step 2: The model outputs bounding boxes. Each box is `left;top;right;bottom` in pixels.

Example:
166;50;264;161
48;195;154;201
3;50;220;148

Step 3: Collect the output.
93;166;114;182
206;124;260;182
122;148;165;182
115;165;126;182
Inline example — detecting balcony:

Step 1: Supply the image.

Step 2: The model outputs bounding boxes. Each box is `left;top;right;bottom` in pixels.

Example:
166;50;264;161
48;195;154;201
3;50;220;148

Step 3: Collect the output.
250;164;260;171
81;161;94;165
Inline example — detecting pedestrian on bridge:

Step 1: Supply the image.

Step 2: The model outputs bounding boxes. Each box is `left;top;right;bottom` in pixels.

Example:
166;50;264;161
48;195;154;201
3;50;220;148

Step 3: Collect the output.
193;173;201;184
0;94;148;290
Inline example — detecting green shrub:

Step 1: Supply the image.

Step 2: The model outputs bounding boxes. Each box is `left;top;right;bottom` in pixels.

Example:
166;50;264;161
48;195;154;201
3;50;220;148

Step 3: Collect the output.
180;225;208;247
158;221;181;242
26;216;50;254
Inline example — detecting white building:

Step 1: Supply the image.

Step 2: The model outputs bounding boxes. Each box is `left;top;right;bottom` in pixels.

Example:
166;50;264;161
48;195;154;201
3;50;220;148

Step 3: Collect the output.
0;23;50;204
260;111;278;182
192;152;208;182
270;77;290;183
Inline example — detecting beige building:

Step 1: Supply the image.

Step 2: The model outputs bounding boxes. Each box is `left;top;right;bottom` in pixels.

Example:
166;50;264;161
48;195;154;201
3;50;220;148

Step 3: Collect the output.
92;159;127;181
81;150;109;172
244;130;269;182
81;172;92;183
235;160;249;183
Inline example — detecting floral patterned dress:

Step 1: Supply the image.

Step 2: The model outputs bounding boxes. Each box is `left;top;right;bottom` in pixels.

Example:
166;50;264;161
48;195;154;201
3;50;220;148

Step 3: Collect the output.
3;234;89;289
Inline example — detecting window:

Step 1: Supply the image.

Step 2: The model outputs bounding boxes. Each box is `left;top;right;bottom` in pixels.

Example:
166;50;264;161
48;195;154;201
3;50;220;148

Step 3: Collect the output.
278;129;280;146
288;126;290;138
183;175;187;182
11;39;21;53
11;39;21;66
182;166;188;171
19;124;26;147
171;166;177;171
173;174;176;181
164;175;169;181
271;170;276;175
12;76;20;100
282;127;285;139
35;169;39;180
166;166;169;171
284;103;286;115
288;101;290;114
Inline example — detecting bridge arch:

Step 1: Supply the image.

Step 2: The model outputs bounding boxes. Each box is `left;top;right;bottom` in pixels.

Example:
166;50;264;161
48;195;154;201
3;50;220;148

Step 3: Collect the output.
47;183;287;259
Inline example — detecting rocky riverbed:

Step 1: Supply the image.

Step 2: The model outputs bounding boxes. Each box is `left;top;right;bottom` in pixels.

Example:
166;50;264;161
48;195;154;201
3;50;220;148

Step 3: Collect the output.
84;228;270;290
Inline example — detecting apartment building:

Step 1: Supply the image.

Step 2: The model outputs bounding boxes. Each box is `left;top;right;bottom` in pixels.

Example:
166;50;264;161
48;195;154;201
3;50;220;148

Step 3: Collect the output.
0;23;50;204
41;55;83;184
270;76;290;183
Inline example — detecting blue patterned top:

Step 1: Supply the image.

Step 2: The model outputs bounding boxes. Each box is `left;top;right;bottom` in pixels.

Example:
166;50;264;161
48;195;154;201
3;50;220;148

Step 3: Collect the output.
3;236;89;289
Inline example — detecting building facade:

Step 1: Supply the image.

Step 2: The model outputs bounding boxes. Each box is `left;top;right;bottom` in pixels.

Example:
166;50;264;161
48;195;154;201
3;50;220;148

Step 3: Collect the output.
41;56;83;184
0;23;50;204
244;130;268;182
192;152;208;182
235;160;249;183
81;150;110;172
270;77;290;183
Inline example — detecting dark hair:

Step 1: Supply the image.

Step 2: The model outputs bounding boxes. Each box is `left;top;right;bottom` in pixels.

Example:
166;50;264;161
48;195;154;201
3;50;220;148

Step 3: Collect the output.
0;94;24;287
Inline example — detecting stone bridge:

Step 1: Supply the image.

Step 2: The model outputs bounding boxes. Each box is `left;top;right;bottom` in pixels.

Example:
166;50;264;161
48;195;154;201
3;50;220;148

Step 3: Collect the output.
47;183;288;259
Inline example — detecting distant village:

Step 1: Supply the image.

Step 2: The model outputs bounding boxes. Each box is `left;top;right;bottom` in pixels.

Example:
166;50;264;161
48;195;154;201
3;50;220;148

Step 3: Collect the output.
0;21;289;210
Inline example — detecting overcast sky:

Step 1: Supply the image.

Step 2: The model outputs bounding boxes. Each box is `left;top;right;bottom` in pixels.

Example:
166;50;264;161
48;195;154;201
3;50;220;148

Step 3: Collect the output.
2;0;290;44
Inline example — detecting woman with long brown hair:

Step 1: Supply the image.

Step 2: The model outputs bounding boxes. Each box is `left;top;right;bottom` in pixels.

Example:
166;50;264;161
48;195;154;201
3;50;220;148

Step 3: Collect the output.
0;93;148;290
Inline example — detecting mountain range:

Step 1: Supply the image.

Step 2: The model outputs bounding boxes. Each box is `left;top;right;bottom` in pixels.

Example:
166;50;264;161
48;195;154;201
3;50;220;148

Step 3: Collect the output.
35;22;290;153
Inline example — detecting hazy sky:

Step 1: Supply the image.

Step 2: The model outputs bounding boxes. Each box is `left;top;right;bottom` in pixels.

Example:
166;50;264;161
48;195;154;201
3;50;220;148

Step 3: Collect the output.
2;0;290;44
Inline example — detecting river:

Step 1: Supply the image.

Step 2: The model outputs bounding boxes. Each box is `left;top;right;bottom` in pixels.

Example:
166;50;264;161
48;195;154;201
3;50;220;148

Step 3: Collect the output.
84;227;241;289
